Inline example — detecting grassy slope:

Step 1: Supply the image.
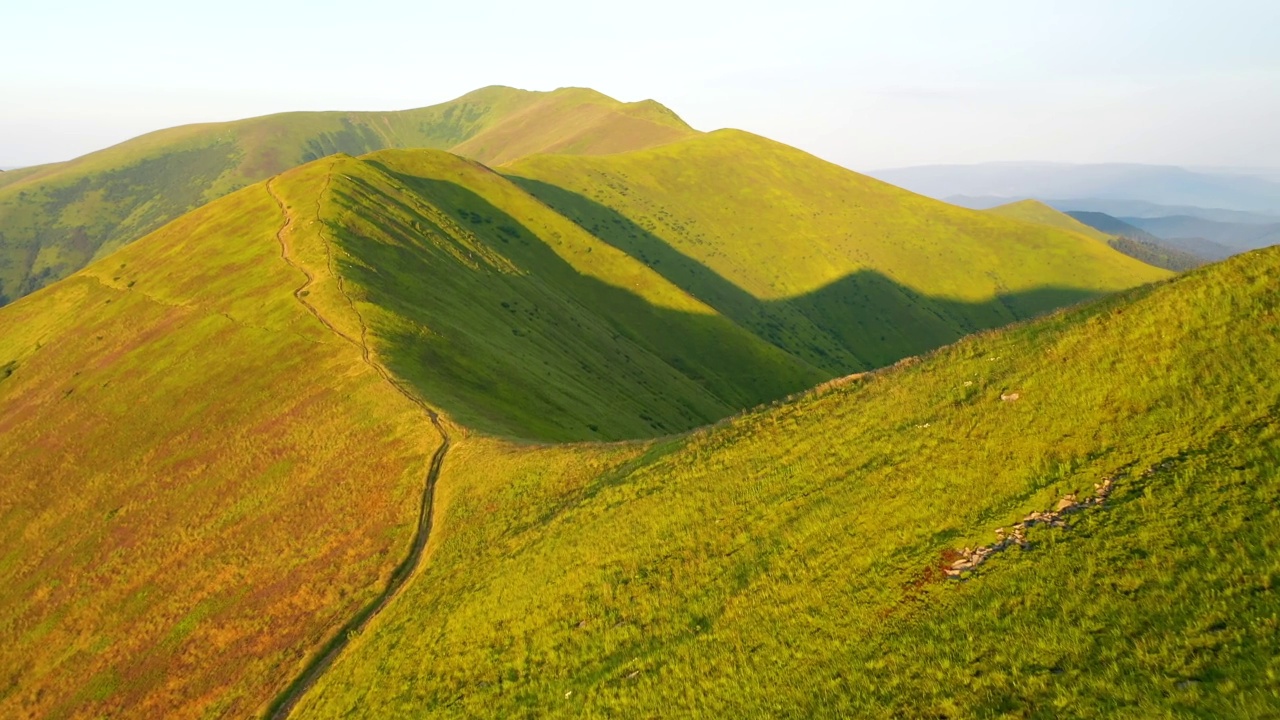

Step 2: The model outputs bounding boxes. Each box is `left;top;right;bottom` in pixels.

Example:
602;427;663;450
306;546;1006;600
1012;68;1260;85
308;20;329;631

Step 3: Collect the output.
317;150;821;440
309;142;1166;442
0;166;44;191
298;246;1280;718
1104;235;1206;272
0;164;440;719
0;86;695;304
987;201;1205;272
986;198;1114;242
506;131;1170;372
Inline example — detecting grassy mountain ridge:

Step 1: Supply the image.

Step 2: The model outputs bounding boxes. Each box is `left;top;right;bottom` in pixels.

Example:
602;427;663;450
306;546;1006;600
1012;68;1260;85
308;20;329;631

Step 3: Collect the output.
0;86;695;305
258;139;1165;441
297;244;1280;718
0;174;438;718
507;131;1169;372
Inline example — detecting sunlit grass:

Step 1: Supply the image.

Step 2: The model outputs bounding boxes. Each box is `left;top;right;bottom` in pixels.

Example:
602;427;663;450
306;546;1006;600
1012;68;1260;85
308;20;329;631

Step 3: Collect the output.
506;131;1169;372
0;173;436;719
299;246;1279;718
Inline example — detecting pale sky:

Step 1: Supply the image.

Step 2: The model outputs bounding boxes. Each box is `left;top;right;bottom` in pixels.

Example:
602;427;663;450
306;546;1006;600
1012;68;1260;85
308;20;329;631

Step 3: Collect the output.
3;0;1278;171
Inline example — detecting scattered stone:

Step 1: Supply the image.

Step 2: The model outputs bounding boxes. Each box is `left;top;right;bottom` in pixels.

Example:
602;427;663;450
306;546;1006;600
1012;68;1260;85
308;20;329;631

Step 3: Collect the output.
940;470;1131;579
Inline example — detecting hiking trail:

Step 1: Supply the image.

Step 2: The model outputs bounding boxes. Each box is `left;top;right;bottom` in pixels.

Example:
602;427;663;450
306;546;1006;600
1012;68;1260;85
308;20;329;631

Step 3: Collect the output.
263;172;452;719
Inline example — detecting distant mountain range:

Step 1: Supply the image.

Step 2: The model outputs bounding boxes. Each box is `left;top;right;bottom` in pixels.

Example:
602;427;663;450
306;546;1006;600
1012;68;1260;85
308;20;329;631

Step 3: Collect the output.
1121;215;1280;253
1189;165;1280;183
945;195;1280;224
1065;211;1232;264
868;162;1280;263
870;162;1280;216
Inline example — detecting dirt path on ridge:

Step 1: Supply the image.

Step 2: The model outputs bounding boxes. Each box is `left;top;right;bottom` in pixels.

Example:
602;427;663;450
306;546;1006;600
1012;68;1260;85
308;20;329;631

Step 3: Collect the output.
263;173;452;719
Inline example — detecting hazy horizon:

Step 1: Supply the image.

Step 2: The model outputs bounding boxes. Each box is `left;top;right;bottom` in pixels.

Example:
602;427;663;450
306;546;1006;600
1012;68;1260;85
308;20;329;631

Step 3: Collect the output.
4;0;1277;171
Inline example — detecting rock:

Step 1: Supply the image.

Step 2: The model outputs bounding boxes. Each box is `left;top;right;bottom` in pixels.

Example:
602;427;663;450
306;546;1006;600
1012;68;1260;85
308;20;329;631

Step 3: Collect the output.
1000;392;1020;402
1054;495;1077;511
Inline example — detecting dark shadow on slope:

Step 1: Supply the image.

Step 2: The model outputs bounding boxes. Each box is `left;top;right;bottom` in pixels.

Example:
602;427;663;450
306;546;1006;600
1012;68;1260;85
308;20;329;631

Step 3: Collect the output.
326;164;824;442
326;165;1104;442
508;177;1105;372
507;177;867;370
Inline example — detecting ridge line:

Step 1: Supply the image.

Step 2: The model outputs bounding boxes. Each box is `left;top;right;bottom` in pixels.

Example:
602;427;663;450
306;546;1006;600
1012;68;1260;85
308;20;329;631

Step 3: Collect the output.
262;170;452;719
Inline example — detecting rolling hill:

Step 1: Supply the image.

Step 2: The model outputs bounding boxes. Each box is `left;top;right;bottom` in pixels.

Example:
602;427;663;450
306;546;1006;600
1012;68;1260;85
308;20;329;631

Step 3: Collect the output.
505;131;1167;373
0;86;695;305
310;149;820;440
984;198;1113;242
294;244;1280;718
1;100;1175;717
985;200;1205;271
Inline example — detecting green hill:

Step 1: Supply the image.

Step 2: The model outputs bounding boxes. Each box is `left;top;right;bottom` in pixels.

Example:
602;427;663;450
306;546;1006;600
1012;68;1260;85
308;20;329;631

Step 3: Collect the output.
987;200;1206;272
506;131;1169;372
313;149;819;440
985;198;1114;242
294;245;1280;718
310;135;1167;438
0;86;695;305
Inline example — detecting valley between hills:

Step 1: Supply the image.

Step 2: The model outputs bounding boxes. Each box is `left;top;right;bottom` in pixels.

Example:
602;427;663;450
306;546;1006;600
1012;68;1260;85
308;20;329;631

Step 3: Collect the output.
0;87;1275;719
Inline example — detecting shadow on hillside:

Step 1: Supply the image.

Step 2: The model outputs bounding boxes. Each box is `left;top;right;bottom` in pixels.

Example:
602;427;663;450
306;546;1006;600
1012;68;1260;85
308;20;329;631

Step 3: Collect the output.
328;165;819;442
325;163;1102;442
509;177;1103;371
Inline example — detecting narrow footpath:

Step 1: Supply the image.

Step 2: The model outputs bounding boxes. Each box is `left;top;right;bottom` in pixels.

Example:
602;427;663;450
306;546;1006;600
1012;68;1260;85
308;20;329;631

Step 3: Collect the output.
263;175;452;719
